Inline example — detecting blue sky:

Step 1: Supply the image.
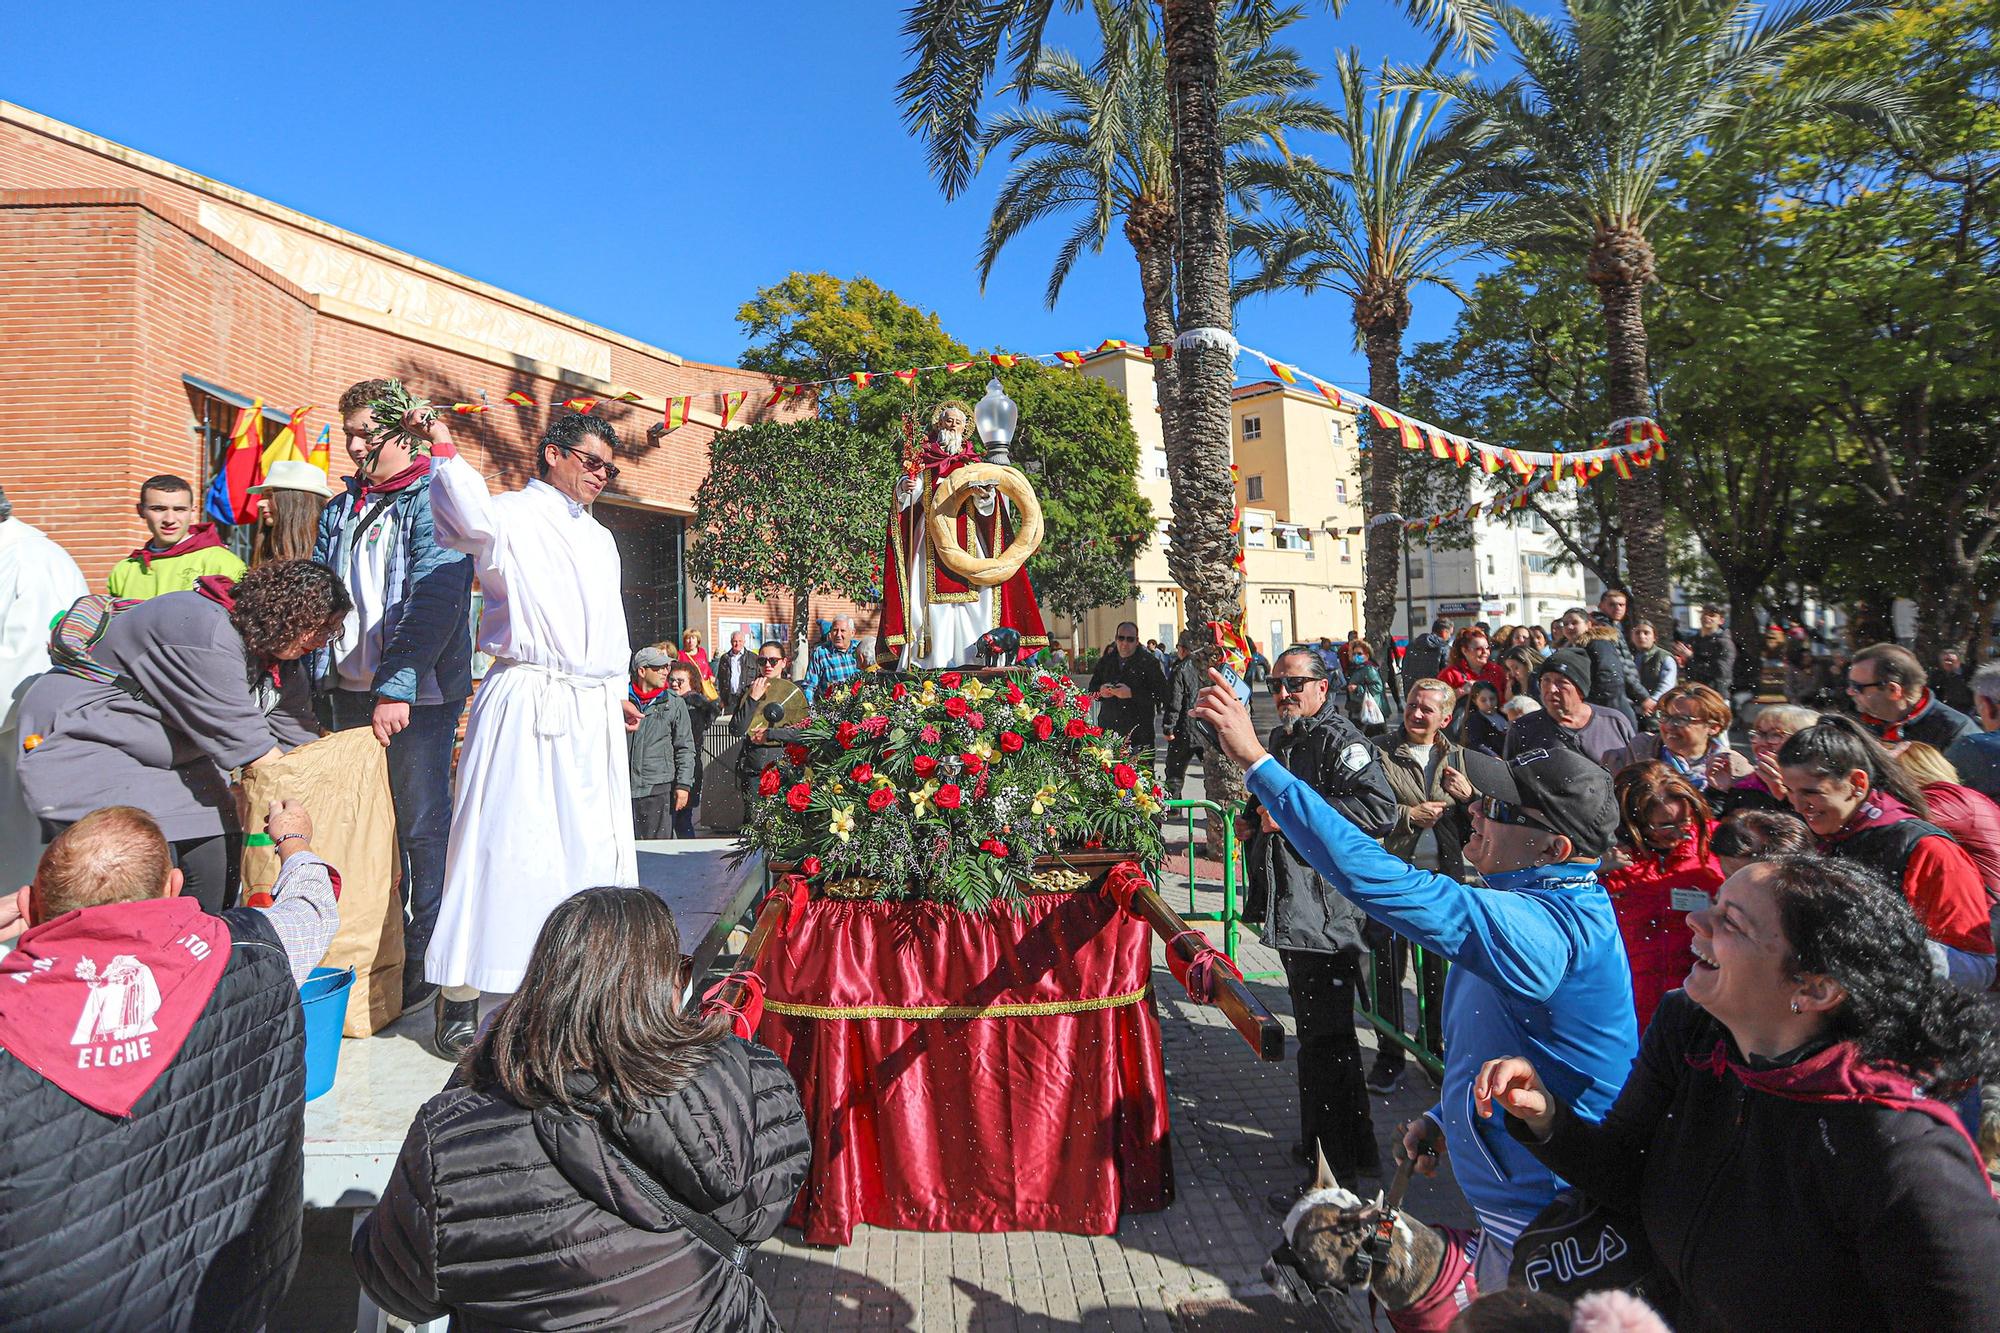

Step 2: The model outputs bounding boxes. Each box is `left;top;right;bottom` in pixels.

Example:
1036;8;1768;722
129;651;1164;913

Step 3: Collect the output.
3;2;1516;392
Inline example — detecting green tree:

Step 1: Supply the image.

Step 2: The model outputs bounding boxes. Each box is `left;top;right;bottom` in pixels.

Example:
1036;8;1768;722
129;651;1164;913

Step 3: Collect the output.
738;272;972;386
1236;48;1507;653
1410;0;1907;633
688;419;898;654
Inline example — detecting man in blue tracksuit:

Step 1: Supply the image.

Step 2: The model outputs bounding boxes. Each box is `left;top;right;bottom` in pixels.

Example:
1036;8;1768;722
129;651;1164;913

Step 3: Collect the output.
1193;669;1637;1292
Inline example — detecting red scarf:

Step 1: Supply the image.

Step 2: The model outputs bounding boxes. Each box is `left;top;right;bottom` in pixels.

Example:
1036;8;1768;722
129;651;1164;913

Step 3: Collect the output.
1866;690;1934;745
1689;1038;1992;1193
128;522;225;571
0;899;232;1117
629;682;665;709
915;436;983;478
359;455;432;500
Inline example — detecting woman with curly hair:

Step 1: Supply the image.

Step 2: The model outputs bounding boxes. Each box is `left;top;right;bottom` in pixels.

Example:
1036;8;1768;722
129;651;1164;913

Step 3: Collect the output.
1441;627;1507;700
1476;856;2000;1331
19;559;348;910
1603;762;1724;1030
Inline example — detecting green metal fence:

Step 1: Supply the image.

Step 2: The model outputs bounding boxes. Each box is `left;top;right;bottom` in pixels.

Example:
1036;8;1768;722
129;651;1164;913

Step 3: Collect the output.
1164;797;1448;1078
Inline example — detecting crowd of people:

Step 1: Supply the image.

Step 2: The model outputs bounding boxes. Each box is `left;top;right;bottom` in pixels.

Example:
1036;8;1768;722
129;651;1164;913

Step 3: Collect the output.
5;401;2000;1328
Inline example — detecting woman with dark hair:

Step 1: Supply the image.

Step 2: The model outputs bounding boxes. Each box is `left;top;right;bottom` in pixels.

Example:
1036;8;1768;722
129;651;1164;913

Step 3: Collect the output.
1499;643;1544;704
1476;856;2000;1331
1344;638;1389;733
18;560;347;910
245;460;332;566
1778;715;1995;989
1712;807;1813;877
1603;762;1724;1030
354;886;810;1330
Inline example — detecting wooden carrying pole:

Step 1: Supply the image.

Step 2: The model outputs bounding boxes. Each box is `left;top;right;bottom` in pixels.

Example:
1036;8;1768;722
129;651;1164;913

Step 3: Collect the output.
1127;878;1285;1062
705;885;794;1015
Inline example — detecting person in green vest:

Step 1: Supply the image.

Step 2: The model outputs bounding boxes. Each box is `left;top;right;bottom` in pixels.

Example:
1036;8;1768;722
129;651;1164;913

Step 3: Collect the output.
105;474;245;599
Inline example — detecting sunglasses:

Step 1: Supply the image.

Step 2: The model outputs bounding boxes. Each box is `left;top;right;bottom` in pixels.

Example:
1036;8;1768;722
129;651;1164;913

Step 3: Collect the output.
1845;677;1885;694
759;656;784;666
1479;797;1556;835
556;445;621;481
1116;634;1138;642
1270;676;1319;695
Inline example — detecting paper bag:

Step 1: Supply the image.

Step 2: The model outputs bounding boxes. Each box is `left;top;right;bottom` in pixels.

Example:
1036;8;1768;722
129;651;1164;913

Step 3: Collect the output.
240;727;405;1036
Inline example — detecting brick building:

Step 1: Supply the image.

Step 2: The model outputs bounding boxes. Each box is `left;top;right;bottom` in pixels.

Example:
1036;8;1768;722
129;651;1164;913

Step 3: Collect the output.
0;100;869;655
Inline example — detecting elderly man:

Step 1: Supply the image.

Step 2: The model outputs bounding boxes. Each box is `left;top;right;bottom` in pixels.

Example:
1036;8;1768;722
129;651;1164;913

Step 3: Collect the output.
1089;621;1169;752
1512;648;1635;769
1848;642;1976;751
0;801;338;1330
713;630;755;713
628;646;695;841
1239;646;1398;1208
804;615;863;701
1950;663;2000;801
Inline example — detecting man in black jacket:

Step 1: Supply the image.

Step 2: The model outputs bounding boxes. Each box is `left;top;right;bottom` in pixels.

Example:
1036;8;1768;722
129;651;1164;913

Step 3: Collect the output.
0;803;340;1332
1089;621;1168;753
712;630;757;714
1160;637;1205;800
1687;605;1737;695
1849;641;1977;751
1240;646;1399;1211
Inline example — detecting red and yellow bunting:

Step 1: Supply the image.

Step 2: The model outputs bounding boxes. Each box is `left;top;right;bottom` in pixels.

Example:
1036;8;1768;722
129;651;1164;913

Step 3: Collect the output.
560;397;598;414
503;390;537;407
663;397;690;432
719;391;747;429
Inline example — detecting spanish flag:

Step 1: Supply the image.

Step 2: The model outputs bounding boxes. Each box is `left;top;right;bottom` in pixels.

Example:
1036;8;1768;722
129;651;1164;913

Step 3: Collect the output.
720;392;747;429
1426;429;1451;460
504;391;537;408
1611;450;1635;480
1094;339;1129;353
1506;449;1532;478
1143;344;1173;359
664;398;689;432
945;361;973;374
766;386;790;407
560;397;598;414
449;403;489;415
261;404;314;471
1479;447;1502;475
611;391;644;404
1056;350;1086;367
893;368;920;382
1317;382;1344;408
1269;361;1297;386
849;372;875;388
989;353;1019;368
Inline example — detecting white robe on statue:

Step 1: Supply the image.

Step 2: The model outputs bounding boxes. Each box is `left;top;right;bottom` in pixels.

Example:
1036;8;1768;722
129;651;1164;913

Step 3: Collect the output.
426;456;635;994
0;519;86;887
895;474;996;671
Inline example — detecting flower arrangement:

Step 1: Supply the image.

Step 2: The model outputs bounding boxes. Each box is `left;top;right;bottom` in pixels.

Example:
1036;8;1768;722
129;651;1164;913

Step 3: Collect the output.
738;669;1166;910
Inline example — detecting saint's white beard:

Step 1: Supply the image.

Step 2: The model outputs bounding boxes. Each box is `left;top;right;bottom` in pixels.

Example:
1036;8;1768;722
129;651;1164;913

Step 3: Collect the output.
937;429;965;451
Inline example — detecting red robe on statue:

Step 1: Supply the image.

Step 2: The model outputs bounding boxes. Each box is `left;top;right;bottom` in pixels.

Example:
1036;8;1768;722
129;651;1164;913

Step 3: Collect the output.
879;438;1047;666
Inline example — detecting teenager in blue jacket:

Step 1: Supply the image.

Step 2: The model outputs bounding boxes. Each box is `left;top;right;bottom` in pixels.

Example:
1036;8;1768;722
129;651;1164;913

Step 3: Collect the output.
1192;670;1639;1290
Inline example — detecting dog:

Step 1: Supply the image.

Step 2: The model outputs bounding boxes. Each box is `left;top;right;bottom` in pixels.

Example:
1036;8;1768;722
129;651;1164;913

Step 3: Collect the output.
1265;1146;1474;1332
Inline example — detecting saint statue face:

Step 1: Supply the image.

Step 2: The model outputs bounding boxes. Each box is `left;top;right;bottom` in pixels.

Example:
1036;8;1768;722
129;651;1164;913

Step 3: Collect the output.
935;407;969;452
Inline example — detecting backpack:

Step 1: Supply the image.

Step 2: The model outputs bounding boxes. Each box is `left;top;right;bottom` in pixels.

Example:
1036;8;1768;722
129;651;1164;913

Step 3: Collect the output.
47;594;151;702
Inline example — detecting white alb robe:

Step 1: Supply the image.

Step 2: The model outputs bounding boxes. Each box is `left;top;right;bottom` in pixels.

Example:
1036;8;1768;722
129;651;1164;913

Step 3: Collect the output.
426;457;635;993
895;473;997;671
0;519;86;887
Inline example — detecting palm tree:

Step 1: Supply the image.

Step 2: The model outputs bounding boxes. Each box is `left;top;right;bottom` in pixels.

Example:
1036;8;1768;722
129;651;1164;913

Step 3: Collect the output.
1235;49;1510;659
1405;0;1905;631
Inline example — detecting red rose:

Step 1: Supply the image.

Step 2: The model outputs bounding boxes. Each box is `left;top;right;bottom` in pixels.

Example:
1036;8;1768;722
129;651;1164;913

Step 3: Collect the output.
758;766;782;797
1006;683;1024;705
1153;784;1164;799
1065;718;1089;739
935;783;963;810
960;752;985;775
851;680;864;696
802;855;823;876
913;755;939;778
945;697;970;720
867;787;895;813
836;721;859;749
1036;674;1056;691
892;682;908;700
1000;730;1025;753
786;782;812;812
850;763;873;783
1086;725;1104;738
1032;715;1055;741
1112;763;1138;790
980;837;1009;858
784;743;808;767
940;671;963;688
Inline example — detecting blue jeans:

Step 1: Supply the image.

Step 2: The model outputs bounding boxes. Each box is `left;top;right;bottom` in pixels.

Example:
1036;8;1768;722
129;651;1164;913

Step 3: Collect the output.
322;690;463;974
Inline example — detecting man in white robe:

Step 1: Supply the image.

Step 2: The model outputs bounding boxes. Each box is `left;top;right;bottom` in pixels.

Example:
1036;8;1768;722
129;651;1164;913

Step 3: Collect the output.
409;411;638;1053
0;488;87;888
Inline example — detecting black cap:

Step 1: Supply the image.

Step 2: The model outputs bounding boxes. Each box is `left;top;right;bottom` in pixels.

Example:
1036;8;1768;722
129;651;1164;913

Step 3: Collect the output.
1536;647;1593;695
1459;743;1618;860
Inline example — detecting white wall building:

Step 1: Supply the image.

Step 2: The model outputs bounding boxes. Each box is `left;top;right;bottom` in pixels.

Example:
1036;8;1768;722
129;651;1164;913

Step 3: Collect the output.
1391;499;1589;639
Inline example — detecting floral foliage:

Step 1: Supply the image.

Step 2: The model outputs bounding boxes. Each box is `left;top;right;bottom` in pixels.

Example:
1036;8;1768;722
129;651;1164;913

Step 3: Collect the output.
738;670;1165;909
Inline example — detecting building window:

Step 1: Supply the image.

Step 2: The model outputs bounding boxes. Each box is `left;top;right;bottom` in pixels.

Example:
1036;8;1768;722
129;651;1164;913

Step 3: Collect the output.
1340;538;1353;563
1157;519;1172;548
1246;475;1265;501
595;503;686;651
1335;479;1348;503
1148;447;1168;478
1527;553;1560;575
1329;419;1345;448
1528;511;1546;533
1410;558;1424;580
1486;554;1496;576
1243;415;1262;441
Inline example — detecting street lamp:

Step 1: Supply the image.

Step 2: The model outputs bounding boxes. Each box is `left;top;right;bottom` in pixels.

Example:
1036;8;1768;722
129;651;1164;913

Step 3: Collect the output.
975;377;1018;467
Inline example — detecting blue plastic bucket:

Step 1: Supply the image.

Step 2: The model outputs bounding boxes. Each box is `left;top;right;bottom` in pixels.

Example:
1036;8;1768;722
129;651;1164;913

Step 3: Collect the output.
300;966;355;1102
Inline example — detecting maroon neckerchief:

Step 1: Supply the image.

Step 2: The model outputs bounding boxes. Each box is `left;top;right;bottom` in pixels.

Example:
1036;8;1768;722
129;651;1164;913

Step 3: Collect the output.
1688;1037;1992;1193
128;522;225;571
0;898;231;1117
194;576;282;689
915;436;983;479
357;455;431;501
1821;791;1915;850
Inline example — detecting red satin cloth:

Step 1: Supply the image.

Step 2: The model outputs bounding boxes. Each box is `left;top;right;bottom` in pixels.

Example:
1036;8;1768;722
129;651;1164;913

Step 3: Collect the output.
756;890;1172;1244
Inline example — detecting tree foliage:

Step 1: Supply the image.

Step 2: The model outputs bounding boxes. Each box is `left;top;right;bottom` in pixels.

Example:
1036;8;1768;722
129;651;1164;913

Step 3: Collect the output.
738;272;971;387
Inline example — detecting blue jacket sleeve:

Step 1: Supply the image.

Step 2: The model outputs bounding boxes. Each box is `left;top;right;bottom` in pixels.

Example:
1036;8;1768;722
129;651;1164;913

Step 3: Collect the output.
1246;758;1579;1002
373;489;474;704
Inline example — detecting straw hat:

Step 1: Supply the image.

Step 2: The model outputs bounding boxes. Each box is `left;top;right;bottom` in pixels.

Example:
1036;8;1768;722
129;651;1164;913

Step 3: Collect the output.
247;459;334;498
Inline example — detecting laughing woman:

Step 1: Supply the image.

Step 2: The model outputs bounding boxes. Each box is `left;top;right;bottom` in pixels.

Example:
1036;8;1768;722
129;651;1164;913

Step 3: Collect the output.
1475;857;2000;1333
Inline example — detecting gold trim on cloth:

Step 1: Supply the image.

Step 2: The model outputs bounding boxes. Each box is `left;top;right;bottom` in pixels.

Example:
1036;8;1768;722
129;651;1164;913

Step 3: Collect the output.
764;984;1151;1022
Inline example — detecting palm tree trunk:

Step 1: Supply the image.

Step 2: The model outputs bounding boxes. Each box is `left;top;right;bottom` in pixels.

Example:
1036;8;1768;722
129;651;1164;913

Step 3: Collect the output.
1361;318;1405;671
1125;194;1181;445
1589;225;1670;632
1162;0;1244;847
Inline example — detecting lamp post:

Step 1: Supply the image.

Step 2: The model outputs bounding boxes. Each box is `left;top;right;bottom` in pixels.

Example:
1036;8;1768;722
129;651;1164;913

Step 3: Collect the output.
974;377;1018;467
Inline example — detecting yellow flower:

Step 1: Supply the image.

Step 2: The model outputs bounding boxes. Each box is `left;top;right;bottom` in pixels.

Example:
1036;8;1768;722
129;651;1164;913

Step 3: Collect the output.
909;781;941;816
1135;791;1159;815
872;772;897;787
1030;784;1060;815
960;677;993;703
829;804;857;842
920;681;939;705
1013;702;1037;722
968;736;997;762
1083;743;1113;766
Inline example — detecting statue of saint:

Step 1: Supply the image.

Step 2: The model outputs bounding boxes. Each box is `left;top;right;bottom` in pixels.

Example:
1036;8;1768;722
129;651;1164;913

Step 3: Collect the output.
878;401;1046;670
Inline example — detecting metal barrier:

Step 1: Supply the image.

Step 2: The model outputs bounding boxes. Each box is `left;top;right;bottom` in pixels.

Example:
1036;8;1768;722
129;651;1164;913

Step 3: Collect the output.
1161;799;1280;981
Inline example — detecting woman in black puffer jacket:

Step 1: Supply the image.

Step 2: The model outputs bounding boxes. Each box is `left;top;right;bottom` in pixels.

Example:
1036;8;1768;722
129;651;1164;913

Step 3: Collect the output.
353;887;809;1331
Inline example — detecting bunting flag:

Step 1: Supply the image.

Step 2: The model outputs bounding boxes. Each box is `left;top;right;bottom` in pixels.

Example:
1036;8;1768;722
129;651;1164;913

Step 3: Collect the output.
504;391;537;407
1268;361;1297;385
1426;428;1452;460
611;391;645;403
893;368;920;382
664;397;690;432
1143;344;1173;359
945;361;973;373
560;397;599;413
766;387;789;408
1479;447;1502;475
989;353;1019;368
720;391;747;429
1506;449;1532;478
308;424;331;474
1208;620;1253;676
1094;339;1129;353
1611;451;1635;480
450;403;490;415
848;372;875;388
1316;382;1344;408
1056;350;1086;367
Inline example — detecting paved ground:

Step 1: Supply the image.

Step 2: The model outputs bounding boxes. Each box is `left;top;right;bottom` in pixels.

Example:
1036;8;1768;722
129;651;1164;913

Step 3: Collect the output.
279;694;1473;1331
